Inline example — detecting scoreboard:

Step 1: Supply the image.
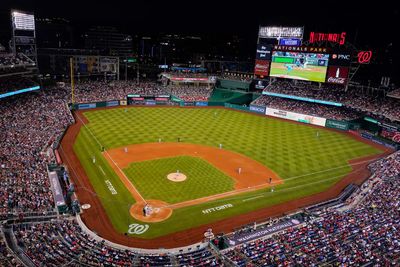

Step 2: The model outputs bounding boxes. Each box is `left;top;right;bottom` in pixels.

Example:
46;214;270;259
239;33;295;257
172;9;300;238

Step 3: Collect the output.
12;11;35;31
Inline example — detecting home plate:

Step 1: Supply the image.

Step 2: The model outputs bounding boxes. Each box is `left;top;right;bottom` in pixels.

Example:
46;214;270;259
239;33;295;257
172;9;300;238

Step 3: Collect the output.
167;172;187;182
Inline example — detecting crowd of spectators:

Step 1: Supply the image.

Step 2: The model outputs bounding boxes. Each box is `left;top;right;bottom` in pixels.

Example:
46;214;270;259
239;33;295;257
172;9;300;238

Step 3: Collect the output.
12;219;221;266
0;77;39;95
223;151;400;266
387;88;400;99
0;53;34;68
259;79;400;122
220;74;252;83
0;80;178;216
167;85;213;101
0;88;73;216
72;81;168;103
0;240;23;267
0;78;399;266
161;72;210;79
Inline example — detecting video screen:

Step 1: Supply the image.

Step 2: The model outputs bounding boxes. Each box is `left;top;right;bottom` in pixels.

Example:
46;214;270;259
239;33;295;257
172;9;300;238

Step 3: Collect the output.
270;51;329;83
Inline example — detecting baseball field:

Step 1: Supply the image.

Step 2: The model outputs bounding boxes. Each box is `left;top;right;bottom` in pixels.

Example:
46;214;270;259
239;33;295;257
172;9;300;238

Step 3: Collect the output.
62;106;385;245
270;62;328;82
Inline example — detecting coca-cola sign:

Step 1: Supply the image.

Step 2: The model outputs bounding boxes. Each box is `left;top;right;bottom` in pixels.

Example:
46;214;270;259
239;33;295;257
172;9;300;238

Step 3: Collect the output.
326;66;349;85
327;77;345;84
254;60;270;76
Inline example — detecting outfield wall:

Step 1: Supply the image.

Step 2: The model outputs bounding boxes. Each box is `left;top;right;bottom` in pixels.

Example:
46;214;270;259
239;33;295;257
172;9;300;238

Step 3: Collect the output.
70;99;363;133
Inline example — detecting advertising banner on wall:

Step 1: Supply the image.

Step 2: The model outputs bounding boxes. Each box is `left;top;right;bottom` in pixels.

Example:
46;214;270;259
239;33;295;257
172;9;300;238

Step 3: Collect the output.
326;66;349;85
249;104;266;114
325;119;349;130
254;60;270;76
196;101;209;106
256;44;272;60
254;79;269;90
77;103;96;109
265;107;326;126
106;100;119;107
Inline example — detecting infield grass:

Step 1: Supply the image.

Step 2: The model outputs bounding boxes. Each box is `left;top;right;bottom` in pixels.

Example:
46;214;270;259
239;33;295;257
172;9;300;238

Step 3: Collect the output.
73;107;382;238
123;156;234;203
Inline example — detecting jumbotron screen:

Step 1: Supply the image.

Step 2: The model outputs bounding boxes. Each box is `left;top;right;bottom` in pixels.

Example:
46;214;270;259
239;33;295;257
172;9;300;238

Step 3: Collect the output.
270;51;329;83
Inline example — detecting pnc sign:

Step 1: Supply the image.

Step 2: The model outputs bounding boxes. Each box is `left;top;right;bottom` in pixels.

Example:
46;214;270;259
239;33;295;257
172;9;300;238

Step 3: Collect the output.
309;32;346;45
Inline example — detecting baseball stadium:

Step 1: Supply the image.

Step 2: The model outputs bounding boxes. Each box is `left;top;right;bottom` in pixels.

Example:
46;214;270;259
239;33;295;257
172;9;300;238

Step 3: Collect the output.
1;5;400;267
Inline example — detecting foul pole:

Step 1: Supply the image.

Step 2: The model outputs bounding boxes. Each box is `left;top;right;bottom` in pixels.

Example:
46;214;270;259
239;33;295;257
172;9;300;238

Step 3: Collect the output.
70;57;75;105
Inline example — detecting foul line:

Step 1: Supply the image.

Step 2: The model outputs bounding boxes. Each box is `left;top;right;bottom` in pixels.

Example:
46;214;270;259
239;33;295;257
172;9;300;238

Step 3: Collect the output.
75;113;146;203
98;165;106;176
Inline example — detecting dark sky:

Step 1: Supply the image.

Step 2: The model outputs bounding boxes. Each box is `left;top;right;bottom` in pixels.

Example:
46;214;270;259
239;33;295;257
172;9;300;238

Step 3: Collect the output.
1;0;399;48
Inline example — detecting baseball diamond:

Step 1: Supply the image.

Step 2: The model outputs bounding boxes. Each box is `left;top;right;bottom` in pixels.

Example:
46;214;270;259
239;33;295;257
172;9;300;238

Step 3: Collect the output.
59;105;387;247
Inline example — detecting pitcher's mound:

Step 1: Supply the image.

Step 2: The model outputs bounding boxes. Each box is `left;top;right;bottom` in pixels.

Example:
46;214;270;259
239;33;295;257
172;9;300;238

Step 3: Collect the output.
167;172;187;182
130;200;172;223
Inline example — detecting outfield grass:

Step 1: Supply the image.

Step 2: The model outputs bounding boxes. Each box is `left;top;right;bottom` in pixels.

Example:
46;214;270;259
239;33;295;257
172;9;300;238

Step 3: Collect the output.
123;156;234;203
73;107;382;238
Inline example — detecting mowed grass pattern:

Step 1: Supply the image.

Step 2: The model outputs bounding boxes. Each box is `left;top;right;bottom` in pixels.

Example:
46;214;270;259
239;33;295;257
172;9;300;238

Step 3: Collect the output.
123;156;234;203
73;107;383;238
83;107;381;181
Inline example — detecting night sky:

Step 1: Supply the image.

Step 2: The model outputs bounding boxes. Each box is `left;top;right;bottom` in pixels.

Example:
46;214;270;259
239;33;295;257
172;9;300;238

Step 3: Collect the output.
0;0;399;52
1;1;398;35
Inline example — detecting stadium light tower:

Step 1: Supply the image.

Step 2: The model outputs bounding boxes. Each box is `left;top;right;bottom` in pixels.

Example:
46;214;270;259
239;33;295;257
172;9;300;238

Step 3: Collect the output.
11;10;38;67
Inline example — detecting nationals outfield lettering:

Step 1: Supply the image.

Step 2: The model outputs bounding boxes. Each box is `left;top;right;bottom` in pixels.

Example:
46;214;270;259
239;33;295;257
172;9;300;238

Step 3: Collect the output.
105;180;118;195
202;204;233;214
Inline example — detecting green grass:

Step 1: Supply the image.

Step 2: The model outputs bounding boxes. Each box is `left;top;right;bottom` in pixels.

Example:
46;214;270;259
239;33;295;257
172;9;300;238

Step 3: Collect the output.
270;62;327;82
73;107;382;238
123;156;234;203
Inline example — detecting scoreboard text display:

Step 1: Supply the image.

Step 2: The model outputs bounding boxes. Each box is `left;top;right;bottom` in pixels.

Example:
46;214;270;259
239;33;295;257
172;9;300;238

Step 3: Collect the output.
12;11;35;31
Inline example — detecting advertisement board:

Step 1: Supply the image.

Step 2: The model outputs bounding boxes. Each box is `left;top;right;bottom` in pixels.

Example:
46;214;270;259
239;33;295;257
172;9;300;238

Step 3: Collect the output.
361;132;398;149
183;101;195;106
249;105;266;114
155;97;169;101
78;103;96;110
106;100;119;107
228;217;303;246
329;54;351;66
196;101;209;107
254;79;269;90
145;100;156;105
256;44;272;60
254;60;270;76
279;38;302;46
270;51;329;83
265;107;326;126
326;66;349;85
259;26;304;39
325;119;349;130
